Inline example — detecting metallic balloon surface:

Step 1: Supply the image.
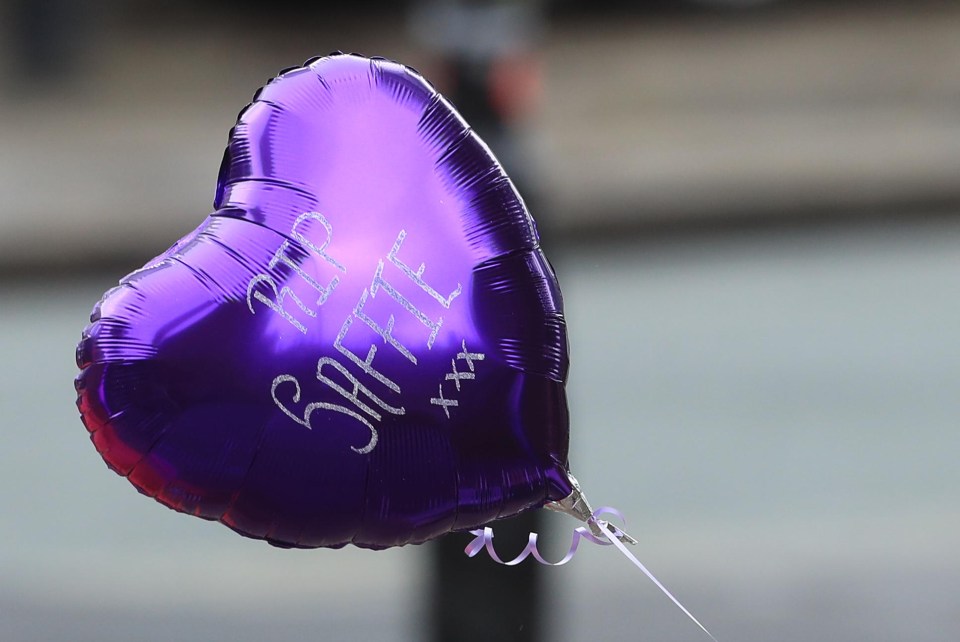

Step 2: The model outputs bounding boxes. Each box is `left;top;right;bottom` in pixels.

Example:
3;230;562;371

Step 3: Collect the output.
75;54;572;549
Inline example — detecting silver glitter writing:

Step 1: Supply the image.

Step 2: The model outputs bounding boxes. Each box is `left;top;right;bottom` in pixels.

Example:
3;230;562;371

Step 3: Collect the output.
291;212;346;273
246;273;313;334
369;259;443;348
334;315;402;393
432;339;485;418
457;340;485;371
429;383;459;419
316;357;405;421
388;229;463;308
270;374;378;454
352;287;419;365
245;210;344;334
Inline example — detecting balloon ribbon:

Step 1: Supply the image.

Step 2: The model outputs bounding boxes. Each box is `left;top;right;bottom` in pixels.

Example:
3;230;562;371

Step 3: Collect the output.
464;506;717;642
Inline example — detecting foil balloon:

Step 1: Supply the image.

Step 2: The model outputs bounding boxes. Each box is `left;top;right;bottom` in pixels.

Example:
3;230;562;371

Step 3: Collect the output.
75;54;578;549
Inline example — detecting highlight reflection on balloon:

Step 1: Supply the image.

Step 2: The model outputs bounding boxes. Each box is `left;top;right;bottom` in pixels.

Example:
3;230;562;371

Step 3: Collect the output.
76;54;573;549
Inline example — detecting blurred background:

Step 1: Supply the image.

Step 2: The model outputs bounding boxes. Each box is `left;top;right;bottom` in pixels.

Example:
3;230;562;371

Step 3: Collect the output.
2;0;960;640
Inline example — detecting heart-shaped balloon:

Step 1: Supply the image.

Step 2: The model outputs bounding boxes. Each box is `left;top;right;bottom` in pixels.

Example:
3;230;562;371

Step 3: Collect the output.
75;54;574;549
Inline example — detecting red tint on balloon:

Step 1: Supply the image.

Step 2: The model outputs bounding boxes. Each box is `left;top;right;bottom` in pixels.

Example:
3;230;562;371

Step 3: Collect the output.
75;54;573;549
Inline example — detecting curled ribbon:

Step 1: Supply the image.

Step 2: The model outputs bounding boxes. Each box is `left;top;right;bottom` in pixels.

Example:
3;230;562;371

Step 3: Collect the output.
464;506;718;642
464;506;628;566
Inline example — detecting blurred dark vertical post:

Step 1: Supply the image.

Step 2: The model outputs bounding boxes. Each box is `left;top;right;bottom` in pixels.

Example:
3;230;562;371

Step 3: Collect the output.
409;1;550;640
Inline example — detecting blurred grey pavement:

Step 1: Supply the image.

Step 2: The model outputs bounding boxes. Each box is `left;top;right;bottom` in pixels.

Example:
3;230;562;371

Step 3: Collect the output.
2;2;960;268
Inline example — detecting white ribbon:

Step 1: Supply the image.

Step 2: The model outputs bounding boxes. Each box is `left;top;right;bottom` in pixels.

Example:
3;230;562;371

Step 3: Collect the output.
464;506;718;641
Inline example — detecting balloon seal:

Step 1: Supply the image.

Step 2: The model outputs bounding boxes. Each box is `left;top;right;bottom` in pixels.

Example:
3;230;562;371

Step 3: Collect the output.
544;472;638;545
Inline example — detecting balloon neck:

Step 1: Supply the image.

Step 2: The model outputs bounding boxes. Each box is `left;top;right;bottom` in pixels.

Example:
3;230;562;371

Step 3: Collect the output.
543;472;637;545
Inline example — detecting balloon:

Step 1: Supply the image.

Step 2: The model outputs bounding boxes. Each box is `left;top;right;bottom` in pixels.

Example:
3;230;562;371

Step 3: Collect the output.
75;54;574;549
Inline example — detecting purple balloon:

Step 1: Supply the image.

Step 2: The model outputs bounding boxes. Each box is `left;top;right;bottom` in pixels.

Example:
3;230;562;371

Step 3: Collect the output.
75;54;573;549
